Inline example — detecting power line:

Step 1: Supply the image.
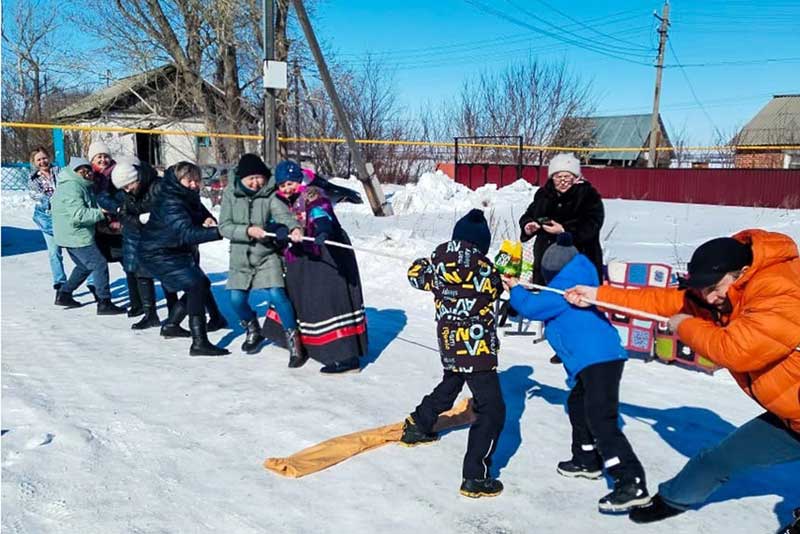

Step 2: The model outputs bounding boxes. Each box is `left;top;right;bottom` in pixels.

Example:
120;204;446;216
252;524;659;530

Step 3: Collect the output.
529;0;653;51
335;9;648;60
665;56;800;68
462;0;656;66
667;40;722;139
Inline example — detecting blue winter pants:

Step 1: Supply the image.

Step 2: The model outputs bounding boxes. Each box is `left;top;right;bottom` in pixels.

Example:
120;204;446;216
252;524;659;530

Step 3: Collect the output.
62;244;110;300
40;230;67;288
229;288;296;330
660;411;800;509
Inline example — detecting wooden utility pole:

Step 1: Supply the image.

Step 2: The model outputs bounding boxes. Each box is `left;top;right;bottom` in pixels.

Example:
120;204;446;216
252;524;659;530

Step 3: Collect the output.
262;0;278;166
290;0;393;216
648;1;670;168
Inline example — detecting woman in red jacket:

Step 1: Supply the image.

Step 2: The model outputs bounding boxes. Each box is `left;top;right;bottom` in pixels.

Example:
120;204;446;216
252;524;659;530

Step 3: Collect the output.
566;229;800;525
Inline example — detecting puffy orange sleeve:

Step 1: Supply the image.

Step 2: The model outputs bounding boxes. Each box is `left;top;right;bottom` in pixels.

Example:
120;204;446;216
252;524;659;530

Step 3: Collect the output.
677;279;800;372
596;285;686;318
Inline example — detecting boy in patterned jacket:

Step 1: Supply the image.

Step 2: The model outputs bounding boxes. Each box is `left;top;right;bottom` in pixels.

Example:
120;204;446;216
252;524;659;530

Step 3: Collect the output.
402;209;506;498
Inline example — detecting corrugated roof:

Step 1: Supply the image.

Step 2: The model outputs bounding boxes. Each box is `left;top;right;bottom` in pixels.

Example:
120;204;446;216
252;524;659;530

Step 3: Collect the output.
736;94;800;146
583;113;658;161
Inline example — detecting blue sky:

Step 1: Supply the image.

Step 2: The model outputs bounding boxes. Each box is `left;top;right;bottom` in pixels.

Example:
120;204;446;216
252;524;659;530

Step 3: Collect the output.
313;0;800;144
3;0;798;146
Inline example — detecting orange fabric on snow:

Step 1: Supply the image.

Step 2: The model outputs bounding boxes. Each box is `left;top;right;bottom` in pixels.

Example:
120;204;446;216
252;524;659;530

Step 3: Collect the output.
264;398;476;478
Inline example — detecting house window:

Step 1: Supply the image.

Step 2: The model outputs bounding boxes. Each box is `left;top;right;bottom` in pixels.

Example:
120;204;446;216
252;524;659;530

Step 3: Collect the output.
197;136;212;148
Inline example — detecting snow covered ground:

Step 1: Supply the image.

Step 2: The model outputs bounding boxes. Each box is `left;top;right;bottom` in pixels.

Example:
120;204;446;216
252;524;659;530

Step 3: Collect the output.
2;173;799;533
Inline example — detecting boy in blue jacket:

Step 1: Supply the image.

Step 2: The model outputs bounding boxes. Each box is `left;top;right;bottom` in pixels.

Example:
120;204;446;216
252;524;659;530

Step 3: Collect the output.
503;232;650;513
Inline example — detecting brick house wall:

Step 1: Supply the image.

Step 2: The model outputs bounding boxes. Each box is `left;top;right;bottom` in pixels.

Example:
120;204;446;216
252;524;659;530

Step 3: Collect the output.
735;150;785;169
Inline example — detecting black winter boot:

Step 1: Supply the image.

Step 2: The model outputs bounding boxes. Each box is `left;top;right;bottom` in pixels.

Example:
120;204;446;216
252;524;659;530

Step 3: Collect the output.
205;292;228;332
286;328;309;368
132;278;161;330
189;315;229;356
126;272;144;317
629;494;684;523
779;508;800;534
55;291;82;308
459;478;504;498
240;318;265;354
399;416;439;447
557;458;603;480
598;476;651;513
160;299;190;338
97;298;127;316
320;357;361;375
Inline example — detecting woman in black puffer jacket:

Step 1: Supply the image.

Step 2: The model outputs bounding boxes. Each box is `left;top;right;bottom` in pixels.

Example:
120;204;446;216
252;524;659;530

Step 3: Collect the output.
138;162;228;356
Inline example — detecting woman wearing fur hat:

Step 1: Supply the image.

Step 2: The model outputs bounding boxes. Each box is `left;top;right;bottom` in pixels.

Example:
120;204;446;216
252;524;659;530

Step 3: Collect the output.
28;146;68;296
218;154;303;357
138;162;228;356
51;157;127;315
262;159;368;374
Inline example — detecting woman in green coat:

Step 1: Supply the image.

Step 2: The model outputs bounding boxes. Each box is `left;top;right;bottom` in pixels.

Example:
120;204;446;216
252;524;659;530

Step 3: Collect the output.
51;157;126;315
219;154;304;359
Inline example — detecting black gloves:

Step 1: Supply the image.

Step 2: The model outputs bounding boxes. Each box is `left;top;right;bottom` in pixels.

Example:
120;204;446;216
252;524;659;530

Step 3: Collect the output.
274;225;289;241
314;232;328;246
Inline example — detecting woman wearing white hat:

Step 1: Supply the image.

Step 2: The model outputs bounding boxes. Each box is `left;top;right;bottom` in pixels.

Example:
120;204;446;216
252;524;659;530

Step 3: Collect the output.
86;141;143;316
518;152;605;364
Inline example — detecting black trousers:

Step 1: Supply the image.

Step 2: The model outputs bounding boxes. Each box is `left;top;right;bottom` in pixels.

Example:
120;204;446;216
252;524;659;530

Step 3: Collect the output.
567;360;645;484
412;370;506;479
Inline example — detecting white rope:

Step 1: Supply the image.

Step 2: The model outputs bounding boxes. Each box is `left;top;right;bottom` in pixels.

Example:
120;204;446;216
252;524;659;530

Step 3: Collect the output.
262;232;412;261
516;280;670;323
262;231;670;323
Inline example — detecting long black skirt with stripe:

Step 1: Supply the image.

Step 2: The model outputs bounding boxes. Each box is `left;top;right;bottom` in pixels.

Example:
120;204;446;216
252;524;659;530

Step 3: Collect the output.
262;231;368;365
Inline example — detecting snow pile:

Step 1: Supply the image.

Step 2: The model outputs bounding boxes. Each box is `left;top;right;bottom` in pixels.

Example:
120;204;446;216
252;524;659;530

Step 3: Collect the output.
1;190;35;212
389;171;478;214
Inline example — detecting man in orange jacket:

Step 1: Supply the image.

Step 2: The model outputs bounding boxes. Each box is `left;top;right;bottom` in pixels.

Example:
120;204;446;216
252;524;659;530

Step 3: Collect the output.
566;229;800;524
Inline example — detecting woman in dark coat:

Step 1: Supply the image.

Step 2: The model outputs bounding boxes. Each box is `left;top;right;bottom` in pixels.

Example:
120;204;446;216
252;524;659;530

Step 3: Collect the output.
519;152;605;285
263;160;368;374
518;152;605;364
138;161;228;356
111;158;181;331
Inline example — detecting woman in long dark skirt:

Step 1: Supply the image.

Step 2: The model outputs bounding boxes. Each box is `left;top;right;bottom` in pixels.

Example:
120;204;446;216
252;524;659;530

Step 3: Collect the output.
262;160;368;374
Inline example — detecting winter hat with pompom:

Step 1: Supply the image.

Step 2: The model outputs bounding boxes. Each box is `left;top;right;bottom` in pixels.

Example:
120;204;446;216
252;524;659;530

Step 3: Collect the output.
452;208;491;255
548;152;581;179
541;232;579;282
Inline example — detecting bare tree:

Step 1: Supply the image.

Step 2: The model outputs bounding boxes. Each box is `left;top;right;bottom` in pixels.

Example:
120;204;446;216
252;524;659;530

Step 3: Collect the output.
425;58;595;166
1;0;91;161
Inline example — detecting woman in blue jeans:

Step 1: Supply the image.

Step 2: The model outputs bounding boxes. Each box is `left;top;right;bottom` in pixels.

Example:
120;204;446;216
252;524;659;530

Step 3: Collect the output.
29;146;97;299
218;154;303;359
29;146;67;294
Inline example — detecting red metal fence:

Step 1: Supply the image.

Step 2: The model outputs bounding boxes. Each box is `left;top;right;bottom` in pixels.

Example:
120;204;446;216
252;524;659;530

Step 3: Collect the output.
443;163;800;209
